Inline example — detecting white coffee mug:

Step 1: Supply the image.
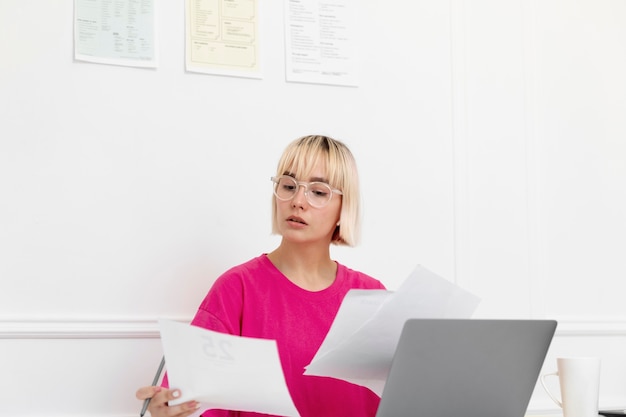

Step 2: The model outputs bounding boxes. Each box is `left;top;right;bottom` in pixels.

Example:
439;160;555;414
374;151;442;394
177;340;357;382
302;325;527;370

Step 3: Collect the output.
540;357;601;417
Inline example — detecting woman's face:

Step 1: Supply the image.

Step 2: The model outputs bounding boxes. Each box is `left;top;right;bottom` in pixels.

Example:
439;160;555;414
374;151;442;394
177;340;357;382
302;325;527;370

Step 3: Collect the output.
274;162;342;245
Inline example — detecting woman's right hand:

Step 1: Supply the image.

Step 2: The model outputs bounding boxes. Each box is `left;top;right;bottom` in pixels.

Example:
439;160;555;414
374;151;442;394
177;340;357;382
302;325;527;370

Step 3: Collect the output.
136;386;200;417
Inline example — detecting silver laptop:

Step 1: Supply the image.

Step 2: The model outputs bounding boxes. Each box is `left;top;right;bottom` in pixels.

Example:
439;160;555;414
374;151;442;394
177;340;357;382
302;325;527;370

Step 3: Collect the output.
376;319;557;417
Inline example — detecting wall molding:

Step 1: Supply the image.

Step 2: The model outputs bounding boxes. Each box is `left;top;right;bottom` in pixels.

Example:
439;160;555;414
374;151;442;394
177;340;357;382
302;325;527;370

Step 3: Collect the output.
449;0;471;291
2;317;626;339
555;319;626;337
0;317;188;339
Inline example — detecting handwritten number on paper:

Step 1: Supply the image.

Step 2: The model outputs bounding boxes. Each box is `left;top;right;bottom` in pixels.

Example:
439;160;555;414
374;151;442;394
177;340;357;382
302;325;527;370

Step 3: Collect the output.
202;335;234;361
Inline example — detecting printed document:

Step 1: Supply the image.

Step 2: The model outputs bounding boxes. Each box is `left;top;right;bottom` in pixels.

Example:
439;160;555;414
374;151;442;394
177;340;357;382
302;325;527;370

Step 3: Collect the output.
159;319;300;417
304;265;481;395
285;0;357;86
74;0;157;68
185;0;261;78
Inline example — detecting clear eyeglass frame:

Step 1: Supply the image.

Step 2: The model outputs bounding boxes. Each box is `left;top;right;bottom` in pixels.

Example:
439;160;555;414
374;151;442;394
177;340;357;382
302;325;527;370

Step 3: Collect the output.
271;175;343;208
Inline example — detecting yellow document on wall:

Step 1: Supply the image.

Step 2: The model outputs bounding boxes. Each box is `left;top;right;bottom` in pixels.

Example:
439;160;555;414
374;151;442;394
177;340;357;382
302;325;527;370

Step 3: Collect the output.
185;0;261;79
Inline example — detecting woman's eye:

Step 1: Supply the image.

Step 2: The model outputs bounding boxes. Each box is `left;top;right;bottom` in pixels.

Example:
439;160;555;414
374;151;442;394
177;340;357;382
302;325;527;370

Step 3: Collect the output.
311;189;329;197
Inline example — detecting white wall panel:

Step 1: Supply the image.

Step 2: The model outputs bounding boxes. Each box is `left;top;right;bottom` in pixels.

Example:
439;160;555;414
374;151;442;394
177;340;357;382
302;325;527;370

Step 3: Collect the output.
0;320;163;417
450;0;626;410
532;0;626;320
451;0;542;318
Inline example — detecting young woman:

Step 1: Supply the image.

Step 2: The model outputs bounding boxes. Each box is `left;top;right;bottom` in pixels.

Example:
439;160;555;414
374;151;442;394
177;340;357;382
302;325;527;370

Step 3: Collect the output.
136;135;385;417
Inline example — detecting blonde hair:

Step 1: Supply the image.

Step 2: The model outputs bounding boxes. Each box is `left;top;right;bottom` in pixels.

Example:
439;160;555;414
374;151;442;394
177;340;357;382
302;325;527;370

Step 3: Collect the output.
271;135;361;246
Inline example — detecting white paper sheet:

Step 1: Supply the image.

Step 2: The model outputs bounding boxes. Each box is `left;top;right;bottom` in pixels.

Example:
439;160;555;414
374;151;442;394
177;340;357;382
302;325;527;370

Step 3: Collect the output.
158;319;300;417
284;0;358;86
74;0;157;68
304;265;481;396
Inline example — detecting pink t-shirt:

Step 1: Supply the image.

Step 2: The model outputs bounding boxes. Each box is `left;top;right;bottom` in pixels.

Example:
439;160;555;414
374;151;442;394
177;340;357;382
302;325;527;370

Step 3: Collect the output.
186;254;385;417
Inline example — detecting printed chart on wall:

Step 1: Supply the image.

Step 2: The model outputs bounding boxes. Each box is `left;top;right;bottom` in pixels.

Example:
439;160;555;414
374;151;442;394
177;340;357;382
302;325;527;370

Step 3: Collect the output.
285;0;357;87
74;0;157;68
186;0;261;79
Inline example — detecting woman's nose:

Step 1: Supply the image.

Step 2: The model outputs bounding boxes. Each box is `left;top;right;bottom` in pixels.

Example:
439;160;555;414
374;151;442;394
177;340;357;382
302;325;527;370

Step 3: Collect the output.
291;184;308;206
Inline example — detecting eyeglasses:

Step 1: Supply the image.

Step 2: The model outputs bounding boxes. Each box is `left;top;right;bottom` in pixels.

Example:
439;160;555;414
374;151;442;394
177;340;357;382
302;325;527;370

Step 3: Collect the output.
271;175;343;208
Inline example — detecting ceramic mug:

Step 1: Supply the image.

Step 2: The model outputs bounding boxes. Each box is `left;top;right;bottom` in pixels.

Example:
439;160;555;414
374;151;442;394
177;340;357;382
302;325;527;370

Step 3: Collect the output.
540;357;601;417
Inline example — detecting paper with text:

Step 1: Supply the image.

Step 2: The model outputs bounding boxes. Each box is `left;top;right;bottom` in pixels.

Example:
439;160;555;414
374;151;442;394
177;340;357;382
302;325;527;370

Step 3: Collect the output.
185;0;261;78
74;0;157;68
304;265;481;396
284;0;357;86
159;319;300;417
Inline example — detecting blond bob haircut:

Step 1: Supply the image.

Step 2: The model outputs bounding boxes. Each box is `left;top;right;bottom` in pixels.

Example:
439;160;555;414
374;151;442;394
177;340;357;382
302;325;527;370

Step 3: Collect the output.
271;135;361;247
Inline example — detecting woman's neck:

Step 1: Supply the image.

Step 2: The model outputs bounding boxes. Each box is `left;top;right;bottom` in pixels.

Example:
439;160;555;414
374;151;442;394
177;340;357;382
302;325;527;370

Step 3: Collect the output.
267;242;337;291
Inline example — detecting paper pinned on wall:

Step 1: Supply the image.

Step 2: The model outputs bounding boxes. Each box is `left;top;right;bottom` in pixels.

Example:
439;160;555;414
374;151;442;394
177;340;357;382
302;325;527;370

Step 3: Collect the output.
74;0;157;68
159;319;300;417
284;0;358;87
304;265;481;396
185;0;261;79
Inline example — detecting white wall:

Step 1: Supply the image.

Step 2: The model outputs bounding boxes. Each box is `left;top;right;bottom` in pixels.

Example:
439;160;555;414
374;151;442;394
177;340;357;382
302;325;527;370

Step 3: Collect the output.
452;0;626;410
1;0;625;415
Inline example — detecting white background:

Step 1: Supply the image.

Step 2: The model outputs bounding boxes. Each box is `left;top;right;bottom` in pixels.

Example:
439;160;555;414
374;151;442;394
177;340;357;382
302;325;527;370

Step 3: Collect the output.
1;0;625;415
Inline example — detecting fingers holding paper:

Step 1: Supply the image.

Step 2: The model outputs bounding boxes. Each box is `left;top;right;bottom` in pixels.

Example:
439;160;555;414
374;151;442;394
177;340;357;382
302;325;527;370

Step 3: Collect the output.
136;386;200;417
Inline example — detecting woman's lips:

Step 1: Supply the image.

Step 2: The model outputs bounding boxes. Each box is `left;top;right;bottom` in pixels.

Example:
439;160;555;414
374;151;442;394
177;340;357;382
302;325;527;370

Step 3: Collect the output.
287;216;307;225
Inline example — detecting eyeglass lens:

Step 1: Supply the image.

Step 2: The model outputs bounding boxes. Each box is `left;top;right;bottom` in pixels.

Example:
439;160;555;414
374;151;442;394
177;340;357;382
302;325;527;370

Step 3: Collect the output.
274;176;334;207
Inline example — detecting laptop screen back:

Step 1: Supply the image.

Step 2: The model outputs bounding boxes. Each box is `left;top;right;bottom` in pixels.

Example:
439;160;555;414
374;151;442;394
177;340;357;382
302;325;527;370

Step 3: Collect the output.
376;319;557;417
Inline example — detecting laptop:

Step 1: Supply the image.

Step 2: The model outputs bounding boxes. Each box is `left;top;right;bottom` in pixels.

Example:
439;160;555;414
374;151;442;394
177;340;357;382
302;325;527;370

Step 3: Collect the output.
376;319;557;417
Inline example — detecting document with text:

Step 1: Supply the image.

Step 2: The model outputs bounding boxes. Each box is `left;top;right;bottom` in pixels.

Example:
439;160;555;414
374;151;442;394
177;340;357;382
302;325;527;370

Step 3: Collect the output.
74;0;157;68
185;0;261;78
285;0;358;86
304;265;481;395
159;319;300;417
